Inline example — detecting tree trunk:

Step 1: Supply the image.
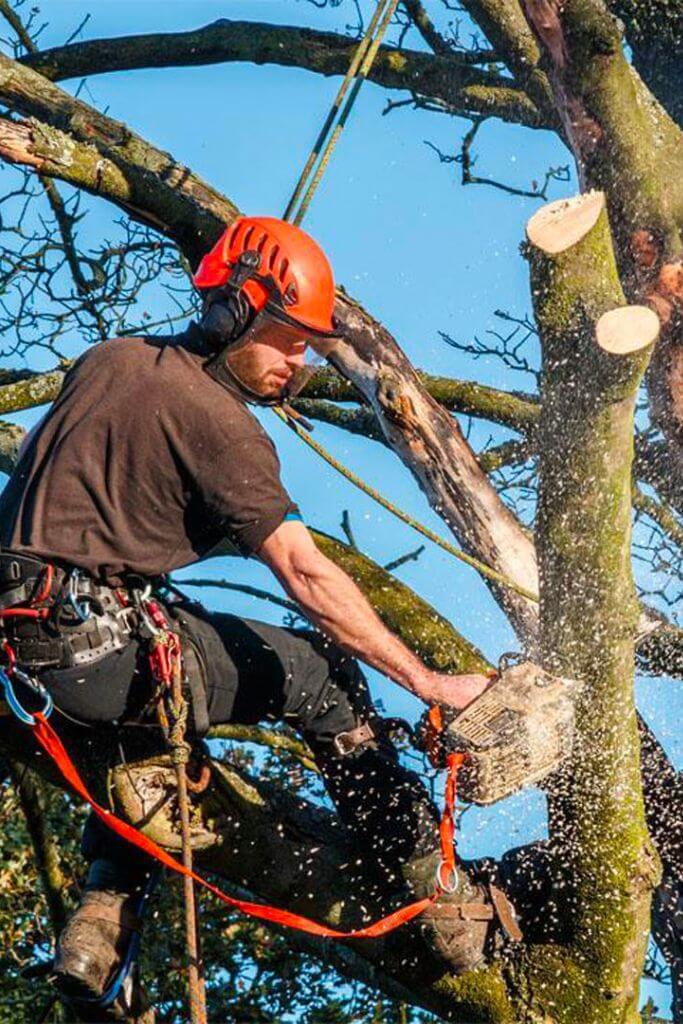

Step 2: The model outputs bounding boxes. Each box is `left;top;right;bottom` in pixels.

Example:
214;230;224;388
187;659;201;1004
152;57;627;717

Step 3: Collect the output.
529;191;660;1022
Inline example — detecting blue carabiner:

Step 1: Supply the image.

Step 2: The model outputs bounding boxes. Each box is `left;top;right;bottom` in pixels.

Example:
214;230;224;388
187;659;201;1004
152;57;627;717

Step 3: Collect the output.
0;666;53;726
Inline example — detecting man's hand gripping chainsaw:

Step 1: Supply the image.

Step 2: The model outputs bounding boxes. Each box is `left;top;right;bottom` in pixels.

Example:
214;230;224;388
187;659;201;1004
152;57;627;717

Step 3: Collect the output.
416;655;582;805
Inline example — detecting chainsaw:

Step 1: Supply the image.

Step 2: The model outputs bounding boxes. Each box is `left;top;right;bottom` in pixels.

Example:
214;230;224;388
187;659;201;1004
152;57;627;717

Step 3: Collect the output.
416;655;581;805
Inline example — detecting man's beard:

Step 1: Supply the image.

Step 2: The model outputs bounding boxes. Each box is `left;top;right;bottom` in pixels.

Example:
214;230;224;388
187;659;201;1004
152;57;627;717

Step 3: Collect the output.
225;345;285;401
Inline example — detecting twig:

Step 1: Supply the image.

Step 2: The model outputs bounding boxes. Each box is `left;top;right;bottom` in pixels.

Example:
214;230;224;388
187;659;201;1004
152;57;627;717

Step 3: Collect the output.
425;117;571;198
207;724;318;774
176;577;300;615
383;544;425;571
340;509;359;549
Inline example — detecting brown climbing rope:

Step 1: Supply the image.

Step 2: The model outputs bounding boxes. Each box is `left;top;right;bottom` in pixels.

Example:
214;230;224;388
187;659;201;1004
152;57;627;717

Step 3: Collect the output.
148;612;207;1024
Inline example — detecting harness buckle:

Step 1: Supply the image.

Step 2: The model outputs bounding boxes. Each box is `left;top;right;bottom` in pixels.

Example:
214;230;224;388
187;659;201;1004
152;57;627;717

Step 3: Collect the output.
332;721;376;757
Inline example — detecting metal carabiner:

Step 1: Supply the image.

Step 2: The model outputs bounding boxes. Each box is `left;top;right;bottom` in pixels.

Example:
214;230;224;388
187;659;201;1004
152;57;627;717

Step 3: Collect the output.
435;859;459;895
67;569;93;623
0;665;53;726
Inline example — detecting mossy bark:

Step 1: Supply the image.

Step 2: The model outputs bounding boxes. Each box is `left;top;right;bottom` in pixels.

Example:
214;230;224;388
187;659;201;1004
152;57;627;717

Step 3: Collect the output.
527;199;659;1022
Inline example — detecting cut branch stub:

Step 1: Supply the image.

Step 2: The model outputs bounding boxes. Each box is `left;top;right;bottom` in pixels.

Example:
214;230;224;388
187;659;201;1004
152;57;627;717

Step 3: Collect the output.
595;305;661;356
526;190;604;254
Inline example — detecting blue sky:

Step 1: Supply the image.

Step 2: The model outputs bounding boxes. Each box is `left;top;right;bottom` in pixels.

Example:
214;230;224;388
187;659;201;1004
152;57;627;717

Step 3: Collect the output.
0;1;678;1013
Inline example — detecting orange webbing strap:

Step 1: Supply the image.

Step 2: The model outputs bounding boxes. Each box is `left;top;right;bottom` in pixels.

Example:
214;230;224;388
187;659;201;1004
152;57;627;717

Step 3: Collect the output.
32;713;437;939
437;752;467;891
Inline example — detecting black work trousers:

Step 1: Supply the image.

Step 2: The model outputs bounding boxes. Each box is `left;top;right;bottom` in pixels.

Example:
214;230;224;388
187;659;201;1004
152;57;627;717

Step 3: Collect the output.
46;600;439;891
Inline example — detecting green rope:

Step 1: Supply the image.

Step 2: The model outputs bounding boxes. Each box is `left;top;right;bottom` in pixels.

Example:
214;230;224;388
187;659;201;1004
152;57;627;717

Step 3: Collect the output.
274;407;539;604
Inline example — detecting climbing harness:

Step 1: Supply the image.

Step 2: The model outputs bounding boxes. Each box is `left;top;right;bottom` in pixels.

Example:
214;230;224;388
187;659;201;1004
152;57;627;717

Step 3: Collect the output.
276;405;540;603
0;560;468;946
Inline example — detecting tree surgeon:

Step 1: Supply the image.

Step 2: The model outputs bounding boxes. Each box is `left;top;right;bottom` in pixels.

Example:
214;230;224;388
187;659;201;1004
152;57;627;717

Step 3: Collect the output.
0;217;517;1018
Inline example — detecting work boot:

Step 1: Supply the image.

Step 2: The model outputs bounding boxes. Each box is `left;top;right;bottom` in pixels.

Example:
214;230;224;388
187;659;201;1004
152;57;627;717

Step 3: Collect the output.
403;850;521;973
53;888;151;1021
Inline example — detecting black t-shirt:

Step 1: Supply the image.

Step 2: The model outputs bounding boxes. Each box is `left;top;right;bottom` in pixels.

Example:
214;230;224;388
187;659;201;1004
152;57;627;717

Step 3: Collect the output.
0;326;298;583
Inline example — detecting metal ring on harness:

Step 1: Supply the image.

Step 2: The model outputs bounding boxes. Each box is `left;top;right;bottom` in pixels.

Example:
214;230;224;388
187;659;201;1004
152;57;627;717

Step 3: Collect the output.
435;860;459;894
0;645;53;726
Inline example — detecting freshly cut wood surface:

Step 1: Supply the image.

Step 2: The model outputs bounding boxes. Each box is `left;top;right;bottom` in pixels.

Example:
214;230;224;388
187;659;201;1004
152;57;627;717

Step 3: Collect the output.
526;190;605;254
596;305;660;355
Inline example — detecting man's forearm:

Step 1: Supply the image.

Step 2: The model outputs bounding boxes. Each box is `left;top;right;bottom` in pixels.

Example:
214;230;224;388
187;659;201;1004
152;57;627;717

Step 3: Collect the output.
258;521;490;709
274;549;429;695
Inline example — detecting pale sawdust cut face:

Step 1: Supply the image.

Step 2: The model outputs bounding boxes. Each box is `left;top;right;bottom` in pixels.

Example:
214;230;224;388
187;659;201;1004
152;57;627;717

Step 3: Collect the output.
526;190;605;254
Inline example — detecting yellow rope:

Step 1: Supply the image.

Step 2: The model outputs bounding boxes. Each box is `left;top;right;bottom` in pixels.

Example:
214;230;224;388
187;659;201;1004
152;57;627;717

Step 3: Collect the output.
284;0;401;226
278;6;537;601
274;406;539;604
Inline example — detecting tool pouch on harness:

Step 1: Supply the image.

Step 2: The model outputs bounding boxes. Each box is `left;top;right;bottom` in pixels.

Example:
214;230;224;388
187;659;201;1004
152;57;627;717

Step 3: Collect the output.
417;658;582;805
0;549;141;671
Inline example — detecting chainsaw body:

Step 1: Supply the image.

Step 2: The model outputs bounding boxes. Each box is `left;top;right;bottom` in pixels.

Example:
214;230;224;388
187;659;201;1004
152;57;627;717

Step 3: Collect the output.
418;659;581;805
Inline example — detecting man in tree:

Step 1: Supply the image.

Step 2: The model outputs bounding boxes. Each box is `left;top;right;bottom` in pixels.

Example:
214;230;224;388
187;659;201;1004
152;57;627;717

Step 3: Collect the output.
0;216;510;1016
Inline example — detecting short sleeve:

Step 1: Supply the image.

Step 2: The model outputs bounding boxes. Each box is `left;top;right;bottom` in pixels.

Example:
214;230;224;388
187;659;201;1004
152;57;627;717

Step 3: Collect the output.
193;431;299;555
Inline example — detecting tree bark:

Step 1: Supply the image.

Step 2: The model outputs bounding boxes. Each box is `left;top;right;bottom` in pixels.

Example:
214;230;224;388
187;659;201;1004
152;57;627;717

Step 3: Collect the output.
530;191;659;1022
518;0;683;515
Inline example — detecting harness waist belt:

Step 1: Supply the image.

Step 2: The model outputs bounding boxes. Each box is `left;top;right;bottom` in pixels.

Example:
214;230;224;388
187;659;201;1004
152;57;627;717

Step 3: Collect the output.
0;550;143;668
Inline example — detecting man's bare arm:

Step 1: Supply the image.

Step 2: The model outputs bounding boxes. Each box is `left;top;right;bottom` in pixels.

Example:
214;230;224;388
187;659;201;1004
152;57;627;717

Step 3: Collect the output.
257;520;489;709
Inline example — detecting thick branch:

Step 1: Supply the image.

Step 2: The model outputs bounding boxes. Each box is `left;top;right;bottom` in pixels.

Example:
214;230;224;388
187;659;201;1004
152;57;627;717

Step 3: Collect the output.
19;20;547;131
299;367;541;434
328;296;541;643
0;53;237;264
460;0;556;124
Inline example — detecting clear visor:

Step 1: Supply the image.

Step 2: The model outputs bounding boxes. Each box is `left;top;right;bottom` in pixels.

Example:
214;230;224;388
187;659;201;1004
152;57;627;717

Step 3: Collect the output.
225;310;333;403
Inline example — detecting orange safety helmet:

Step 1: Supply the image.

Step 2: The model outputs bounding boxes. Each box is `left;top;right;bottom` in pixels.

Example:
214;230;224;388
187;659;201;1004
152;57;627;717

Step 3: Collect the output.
193;216;337;337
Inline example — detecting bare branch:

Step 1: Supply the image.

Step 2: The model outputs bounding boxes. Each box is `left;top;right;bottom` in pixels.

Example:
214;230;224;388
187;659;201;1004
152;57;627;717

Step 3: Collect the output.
18;19;549;131
207;725;318;774
425;116;570;198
